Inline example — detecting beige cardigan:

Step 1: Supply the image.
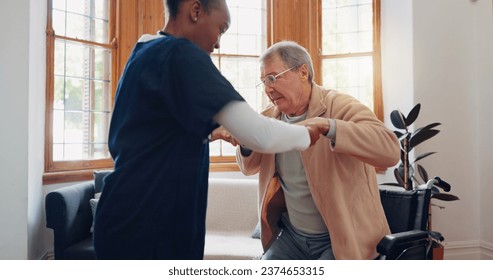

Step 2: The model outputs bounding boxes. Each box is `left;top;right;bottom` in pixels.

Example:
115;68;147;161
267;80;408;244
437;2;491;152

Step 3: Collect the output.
236;84;400;260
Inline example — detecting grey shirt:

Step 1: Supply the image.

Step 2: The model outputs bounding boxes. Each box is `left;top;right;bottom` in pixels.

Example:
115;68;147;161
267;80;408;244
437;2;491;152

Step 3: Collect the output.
275;113;329;234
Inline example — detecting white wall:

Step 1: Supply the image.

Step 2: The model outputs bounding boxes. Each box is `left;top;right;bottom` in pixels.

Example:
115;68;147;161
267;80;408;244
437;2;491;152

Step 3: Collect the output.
0;0;30;259
0;0;47;260
414;0;480;250
377;0;415;185
28;0;48;260
413;0;492;259
475;0;493;258
379;0;493;259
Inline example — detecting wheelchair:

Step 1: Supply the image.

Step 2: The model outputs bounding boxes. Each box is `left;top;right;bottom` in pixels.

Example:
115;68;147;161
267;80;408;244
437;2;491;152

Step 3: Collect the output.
376;177;448;260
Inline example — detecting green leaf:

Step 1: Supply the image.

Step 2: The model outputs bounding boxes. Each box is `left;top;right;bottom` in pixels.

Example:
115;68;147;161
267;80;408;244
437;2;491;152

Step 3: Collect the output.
409;129;440;150
390;110;406;129
432;193;459;201
415;122;441;134
417;164;429;182
394;131;404;139
380;182;405;187
405;103;421;126
412;152;437;164
394;168;405;186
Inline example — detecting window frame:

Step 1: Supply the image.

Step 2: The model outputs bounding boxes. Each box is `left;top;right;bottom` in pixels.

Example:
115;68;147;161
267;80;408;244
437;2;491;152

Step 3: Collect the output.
319;0;383;120
43;0;383;183
44;0;117;184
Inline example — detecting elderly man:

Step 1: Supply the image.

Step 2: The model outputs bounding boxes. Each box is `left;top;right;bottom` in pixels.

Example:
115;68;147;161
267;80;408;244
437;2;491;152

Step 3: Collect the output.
236;41;400;260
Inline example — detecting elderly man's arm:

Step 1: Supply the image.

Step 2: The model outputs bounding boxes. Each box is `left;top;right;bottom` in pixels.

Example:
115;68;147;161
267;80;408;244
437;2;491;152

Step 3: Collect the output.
327;94;400;168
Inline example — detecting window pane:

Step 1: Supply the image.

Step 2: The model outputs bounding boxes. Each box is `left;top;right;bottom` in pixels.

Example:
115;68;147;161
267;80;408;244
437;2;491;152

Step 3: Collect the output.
64;41;89;77
53;110;111;161
49;0;112;166
64;77;87;111
92;80;111;112
52;0;66;10
95;0;110;20
322;0;373;55
220;57;263;112
51;39;112;161
64;111;87;144
64;144;86;160
321;56;374;109
53;110;65;144
92;112;110;143
90;144;110;159
321;0;377;114
54;76;65;110
53;144;64;161
93;48;111;80
94;18;110;44
66;0;90;15
65;12;92;41
52;9;66;36
222;142;237;156
54;40;66;76
58;0;110;44
209;141;221;156
220;0;266;56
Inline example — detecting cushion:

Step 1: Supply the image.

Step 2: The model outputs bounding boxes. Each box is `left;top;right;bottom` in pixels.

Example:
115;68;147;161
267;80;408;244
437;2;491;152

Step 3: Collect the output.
93;170;112;193
89;192;101;232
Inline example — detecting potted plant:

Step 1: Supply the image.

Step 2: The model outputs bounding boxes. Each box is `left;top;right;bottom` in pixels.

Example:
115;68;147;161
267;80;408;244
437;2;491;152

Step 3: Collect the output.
381;103;459;259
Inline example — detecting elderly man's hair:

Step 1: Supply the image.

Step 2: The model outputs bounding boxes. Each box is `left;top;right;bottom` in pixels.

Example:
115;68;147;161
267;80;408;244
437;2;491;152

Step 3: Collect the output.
165;0;222;19
260;41;315;82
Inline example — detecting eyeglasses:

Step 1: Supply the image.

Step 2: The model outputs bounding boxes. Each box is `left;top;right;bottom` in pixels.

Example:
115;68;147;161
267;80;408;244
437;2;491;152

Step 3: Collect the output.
256;65;299;88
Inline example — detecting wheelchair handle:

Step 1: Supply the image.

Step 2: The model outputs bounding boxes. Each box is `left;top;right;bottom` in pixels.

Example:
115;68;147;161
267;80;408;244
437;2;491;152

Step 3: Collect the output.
418;177;451;192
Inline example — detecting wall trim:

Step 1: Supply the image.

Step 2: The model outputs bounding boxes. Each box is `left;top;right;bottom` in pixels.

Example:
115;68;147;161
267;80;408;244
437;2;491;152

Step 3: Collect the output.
479;241;493;259
444;240;493;260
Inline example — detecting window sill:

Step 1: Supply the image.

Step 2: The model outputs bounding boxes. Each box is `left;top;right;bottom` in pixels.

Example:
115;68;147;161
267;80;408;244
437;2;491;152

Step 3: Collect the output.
43;169;112;185
43;163;240;185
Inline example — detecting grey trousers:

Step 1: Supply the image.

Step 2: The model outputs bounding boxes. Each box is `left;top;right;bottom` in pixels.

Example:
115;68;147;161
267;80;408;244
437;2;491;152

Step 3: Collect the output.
261;214;336;260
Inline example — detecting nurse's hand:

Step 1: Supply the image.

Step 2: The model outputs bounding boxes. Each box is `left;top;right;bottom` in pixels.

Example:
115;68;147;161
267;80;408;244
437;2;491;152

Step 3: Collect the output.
299;117;330;146
210;126;241;146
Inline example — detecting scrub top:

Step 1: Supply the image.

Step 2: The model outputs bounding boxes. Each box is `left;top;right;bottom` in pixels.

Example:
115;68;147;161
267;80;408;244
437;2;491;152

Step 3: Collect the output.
93;34;244;259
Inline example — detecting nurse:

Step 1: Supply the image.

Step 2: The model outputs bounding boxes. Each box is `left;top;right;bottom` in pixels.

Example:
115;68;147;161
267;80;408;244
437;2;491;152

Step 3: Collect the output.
93;0;326;260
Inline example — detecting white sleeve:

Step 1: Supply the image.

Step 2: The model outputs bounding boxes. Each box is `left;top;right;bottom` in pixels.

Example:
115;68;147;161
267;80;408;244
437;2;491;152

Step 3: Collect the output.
213;101;310;153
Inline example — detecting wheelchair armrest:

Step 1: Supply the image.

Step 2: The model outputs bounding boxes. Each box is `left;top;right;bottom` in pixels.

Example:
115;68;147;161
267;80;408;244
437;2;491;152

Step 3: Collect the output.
377;230;430;260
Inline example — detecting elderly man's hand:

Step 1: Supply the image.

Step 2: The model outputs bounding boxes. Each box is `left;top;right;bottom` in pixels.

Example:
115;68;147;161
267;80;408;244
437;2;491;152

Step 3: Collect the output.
298;117;330;146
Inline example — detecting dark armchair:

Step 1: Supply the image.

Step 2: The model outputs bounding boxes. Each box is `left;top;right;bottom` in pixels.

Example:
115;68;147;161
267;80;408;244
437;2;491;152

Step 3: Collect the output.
45;171;110;260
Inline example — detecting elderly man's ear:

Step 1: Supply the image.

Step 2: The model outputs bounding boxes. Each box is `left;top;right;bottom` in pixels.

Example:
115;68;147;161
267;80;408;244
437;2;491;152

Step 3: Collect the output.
299;64;309;81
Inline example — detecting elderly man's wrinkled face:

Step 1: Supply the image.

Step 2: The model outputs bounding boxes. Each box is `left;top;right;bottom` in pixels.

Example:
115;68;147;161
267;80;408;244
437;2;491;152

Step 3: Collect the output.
260;55;308;116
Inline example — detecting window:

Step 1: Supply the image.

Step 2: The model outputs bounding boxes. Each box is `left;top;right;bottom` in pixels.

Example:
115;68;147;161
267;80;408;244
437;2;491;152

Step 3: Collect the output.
44;0;164;183
45;0;115;182
44;0;382;182
209;0;268;170
320;0;382;118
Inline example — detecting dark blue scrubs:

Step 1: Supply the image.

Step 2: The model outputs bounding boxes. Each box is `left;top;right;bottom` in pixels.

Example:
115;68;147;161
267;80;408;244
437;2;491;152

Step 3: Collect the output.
93;35;244;259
